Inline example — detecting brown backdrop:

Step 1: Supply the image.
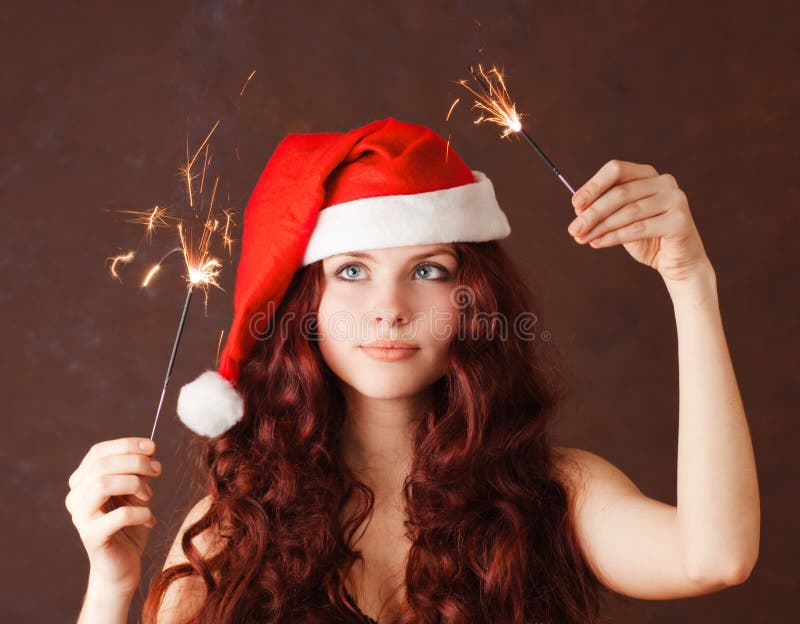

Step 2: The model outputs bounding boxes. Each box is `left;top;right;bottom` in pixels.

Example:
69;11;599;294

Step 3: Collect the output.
2;1;797;622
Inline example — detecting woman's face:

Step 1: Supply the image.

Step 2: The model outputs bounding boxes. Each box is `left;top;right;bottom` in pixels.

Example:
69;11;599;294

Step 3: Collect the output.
317;243;460;400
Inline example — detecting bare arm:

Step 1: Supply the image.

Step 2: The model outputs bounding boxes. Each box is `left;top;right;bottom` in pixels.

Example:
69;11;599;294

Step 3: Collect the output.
553;263;760;600
667;262;760;582
74;495;217;624
554;445;707;600
76;574;134;624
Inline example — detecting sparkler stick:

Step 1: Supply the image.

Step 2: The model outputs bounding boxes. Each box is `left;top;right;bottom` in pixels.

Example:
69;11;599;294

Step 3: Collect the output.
150;286;193;440
457;64;577;196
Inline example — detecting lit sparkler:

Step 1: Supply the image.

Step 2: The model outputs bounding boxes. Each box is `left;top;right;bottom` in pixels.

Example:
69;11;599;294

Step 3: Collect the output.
457;65;522;138
178;219;223;299
107;118;235;441
139;219;225;441
454;64;577;195
146;168;228;440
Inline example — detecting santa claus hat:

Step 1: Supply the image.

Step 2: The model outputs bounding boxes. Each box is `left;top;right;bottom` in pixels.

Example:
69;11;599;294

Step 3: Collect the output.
177;117;511;437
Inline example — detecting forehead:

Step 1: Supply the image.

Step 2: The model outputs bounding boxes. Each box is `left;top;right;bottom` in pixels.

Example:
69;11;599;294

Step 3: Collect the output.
323;243;457;264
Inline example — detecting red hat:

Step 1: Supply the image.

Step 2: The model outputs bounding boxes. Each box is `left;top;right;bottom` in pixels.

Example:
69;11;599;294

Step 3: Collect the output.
177;117;511;436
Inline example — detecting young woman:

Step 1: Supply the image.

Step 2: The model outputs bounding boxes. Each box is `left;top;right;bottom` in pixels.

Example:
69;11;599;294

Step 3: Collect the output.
65;118;759;623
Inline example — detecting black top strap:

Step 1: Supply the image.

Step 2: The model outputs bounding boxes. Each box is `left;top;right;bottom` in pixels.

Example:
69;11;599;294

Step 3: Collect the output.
343;586;379;623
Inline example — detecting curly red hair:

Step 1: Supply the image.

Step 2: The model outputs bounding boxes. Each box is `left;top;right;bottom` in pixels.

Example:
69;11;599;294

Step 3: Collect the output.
142;241;612;623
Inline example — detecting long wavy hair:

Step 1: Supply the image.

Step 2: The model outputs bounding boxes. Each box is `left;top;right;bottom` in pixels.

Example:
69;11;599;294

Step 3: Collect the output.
142;240;612;623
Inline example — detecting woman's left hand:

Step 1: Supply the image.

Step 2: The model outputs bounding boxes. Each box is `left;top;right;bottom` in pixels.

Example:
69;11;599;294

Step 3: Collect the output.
567;159;711;285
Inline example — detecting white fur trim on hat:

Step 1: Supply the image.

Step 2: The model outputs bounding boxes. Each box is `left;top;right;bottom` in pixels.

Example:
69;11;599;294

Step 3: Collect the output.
177;370;245;437
301;170;510;265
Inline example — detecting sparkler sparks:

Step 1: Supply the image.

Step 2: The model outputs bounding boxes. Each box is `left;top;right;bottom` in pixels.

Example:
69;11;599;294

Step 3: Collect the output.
239;69;256;96
109;118;230;295
179;119;220;208
456;64;523;139
142;263;162;288
199;145;212;197
113;205;178;244
178;221;222;290
214;329;225;368
221;207;237;256
107;251;136;280
445;97;461;122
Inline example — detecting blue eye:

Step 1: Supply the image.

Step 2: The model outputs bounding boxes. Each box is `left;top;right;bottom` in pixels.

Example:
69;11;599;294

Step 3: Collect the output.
336;264;366;280
414;263;450;280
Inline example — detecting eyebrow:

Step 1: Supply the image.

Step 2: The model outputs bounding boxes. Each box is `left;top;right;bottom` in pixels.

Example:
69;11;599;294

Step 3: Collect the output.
334;247;458;262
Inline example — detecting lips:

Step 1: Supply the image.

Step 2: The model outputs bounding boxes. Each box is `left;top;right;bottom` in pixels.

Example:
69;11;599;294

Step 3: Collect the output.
359;341;420;362
361;340;419;349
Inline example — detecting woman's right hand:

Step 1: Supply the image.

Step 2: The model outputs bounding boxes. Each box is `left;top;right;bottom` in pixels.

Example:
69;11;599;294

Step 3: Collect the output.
65;437;162;596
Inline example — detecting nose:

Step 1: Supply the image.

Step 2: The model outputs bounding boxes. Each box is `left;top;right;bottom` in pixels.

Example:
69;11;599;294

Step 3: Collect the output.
373;309;405;327
367;283;411;331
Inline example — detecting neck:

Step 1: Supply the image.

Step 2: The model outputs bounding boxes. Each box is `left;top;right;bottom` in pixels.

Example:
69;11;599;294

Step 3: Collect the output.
339;385;428;494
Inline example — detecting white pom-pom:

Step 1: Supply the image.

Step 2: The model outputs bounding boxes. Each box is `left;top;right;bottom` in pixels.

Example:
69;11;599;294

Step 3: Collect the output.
177;370;244;437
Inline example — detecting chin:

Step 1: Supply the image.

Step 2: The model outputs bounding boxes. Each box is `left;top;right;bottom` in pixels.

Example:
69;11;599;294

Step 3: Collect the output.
349;378;431;400
342;365;445;400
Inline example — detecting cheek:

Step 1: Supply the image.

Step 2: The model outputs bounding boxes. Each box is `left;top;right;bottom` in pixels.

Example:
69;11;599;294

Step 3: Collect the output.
315;317;354;385
318;285;360;318
417;292;460;338
316;289;362;373
411;302;459;369
317;288;362;343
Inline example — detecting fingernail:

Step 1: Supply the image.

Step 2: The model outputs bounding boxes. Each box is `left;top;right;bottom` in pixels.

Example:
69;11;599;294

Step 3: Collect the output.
150;460;161;472
574;191;588;207
569;219;585;235
139;440;154;451
144;483;153;496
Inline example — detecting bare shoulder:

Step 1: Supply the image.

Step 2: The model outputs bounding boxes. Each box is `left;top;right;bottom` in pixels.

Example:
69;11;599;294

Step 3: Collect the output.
157;494;224;623
162;494;222;569
551;444;642;500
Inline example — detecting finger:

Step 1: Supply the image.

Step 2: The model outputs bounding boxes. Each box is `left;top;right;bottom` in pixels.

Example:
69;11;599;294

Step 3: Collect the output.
66;477;151;516
75;474;152;524
66;451;160;517
587;210;676;248
572;160;659;213
81;505;156;551
569;175;668;238
573;191;669;243
69;438;156;490
71;452;161;498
